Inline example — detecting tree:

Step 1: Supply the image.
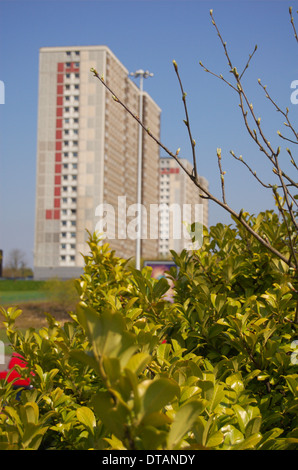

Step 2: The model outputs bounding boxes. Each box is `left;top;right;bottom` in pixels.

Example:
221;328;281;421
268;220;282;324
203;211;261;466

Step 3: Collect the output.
4;249;32;279
90;7;298;322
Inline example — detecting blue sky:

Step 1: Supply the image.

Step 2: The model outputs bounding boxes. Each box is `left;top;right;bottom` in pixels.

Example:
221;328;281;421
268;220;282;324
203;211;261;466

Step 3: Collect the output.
0;0;297;268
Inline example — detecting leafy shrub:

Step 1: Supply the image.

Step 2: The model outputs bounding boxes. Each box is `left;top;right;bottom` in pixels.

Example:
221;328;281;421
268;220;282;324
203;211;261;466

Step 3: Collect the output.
0;214;297;450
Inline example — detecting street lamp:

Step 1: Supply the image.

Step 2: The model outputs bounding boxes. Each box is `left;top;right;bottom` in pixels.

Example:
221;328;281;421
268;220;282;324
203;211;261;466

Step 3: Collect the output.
129;70;154;270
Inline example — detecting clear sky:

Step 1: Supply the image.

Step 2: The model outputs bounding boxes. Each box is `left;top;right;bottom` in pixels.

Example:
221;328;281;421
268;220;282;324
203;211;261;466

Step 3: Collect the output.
0;0;297;269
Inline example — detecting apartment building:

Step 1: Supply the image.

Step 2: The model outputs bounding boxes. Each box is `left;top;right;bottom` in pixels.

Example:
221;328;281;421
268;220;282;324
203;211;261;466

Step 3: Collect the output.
34;46;161;279
159;157;209;257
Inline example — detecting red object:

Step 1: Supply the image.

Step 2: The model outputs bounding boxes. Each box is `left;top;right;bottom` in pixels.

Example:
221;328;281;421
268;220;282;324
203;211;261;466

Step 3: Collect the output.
0;353;33;387
46;209;53;220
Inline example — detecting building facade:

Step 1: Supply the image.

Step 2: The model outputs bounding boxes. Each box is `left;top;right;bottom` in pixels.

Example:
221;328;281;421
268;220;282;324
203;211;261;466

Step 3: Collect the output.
34;46;161;279
159;157;209;257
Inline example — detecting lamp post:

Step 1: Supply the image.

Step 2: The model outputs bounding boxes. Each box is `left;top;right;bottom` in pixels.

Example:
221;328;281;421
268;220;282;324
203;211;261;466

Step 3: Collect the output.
129;70;153;270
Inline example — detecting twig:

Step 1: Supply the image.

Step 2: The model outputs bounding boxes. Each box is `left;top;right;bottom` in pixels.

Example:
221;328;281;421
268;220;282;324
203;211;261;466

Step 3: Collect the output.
216;148;227;204
172;60;198;181
289;6;298;43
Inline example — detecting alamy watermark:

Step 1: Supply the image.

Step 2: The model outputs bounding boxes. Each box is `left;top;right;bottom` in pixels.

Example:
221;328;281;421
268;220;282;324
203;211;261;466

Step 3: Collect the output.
0;80;4;104
95;196;204;250
290;80;298;104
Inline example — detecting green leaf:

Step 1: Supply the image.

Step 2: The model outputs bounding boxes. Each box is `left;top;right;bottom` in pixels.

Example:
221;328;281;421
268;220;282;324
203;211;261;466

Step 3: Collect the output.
168;400;207;449
76;304;136;364
152;277;170;300
125;352;151;375
76;406;96;435
141;378;179;418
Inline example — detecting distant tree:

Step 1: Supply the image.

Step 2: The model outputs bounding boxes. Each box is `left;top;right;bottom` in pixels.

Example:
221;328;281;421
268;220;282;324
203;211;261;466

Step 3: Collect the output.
3;249;32;279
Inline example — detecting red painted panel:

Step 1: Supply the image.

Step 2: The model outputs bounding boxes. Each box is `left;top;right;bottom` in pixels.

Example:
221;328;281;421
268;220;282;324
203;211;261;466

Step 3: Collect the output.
56;119;62;128
57;85;63;95
55;142;62;151
57;96;63;106
55;152;62;162
55;164;61;173
46;210;53;220
54;187;61;196
54;198;60;208
57;63;64;72
57;74;64;84
56;107;63;117
56;130;62;140
55;175;61;185
54;210;60;220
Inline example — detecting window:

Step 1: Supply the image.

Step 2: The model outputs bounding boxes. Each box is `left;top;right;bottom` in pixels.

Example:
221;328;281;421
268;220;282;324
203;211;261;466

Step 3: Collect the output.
75;73;79;78
72;163;77;169
75;62;80;67
70;244;76;249
73;152;78;157
61;232;66;238
66;62;71;67
64;107;69;112
75;51;80;56
61;243;66;249
61;255;66;261
66;51;71;56
70;255;75;261
63;152;69;157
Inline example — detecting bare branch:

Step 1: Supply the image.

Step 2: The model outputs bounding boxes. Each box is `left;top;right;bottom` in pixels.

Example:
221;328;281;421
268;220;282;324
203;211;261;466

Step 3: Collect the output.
172;60;198;181
216;148;227;204
239;44;258;80
289;6;298;43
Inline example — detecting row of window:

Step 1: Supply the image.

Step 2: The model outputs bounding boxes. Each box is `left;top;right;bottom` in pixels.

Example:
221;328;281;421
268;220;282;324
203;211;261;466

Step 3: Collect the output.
64;95;79;101
64;107;79;114
63;152;78;158
65;62;80;67
65;73;80;79
61;255;75;262
61;220;76;226
61;232;76;238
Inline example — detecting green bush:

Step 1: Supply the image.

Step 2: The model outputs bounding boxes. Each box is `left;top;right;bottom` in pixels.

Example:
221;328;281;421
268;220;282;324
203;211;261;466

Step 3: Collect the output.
0;214;297;450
